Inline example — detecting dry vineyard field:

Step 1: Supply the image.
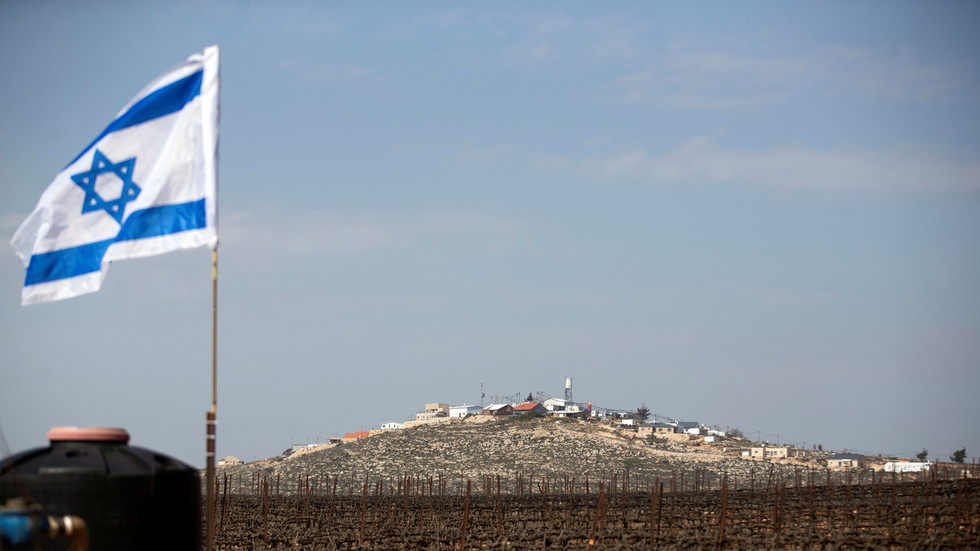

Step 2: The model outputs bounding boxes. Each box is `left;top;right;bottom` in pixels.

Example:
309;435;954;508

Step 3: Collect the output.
207;471;979;550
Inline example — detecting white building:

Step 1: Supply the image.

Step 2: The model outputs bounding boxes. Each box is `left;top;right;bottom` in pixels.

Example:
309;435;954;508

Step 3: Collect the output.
380;422;404;430
884;461;931;473
450;404;483;418
676;421;701;435
543;398;588;416
542;397;567;411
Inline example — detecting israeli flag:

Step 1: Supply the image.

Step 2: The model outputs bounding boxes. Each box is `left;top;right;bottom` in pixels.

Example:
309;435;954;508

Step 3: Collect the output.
12;46;219;305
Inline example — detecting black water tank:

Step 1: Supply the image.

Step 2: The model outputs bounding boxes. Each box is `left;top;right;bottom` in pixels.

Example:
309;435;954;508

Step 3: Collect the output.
0;427;200;550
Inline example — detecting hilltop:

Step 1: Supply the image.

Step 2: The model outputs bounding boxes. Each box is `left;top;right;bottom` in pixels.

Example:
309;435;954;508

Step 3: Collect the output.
217;416;840;493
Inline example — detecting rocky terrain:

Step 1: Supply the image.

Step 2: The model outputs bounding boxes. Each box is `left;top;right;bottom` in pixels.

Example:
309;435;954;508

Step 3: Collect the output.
216;416;840;494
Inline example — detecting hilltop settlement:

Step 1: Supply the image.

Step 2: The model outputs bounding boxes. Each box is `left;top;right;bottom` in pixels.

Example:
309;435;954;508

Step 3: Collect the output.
215;381;939;486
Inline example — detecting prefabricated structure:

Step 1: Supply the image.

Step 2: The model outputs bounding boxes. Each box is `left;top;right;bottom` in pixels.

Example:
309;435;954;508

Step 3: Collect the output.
380;422;404;430
676;421;701;435
482;403;513;416
542;397;568;411
449;404;483;418
543;398;589;418
884;461;931;473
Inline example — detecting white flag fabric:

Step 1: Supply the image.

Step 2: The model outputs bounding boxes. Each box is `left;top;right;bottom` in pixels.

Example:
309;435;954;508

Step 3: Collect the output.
12;46;219;305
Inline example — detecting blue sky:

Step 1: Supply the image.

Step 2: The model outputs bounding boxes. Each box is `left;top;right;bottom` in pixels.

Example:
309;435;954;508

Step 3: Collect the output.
2;1;979;466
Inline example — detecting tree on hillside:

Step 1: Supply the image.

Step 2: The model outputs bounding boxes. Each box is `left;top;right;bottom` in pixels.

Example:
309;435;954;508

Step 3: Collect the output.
950;447;967;464
635;403;650;422
526;392;534;402
728;427;744;438
916;449;928;461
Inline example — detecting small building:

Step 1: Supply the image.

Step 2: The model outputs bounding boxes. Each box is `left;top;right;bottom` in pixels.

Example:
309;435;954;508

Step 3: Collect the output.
827;453;865;470
620;418;636;426
416;403;450;421
751;446;789;459
884;461;931;473
542;397;568;411
482;403;513;416
449;404;483;418
380;422;404;430
543;398;589;418
218;456;242;467
676;421;701;435
638;422;670;436
638;422;676;436
551;407;589;419
342;431;371;443
512;402;547;415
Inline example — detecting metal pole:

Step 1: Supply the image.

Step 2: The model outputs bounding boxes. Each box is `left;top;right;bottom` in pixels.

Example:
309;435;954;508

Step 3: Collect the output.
205;247;218;550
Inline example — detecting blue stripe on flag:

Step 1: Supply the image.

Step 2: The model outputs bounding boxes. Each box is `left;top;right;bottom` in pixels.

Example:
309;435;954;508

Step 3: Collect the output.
65;70;204;169
24;239;114;286
24;199;208;285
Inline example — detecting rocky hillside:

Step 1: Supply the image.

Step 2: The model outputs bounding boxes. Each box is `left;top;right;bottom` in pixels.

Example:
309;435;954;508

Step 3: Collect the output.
216;416;829;494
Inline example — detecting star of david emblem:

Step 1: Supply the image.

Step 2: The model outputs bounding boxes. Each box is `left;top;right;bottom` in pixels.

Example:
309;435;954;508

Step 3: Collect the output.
70;149;141;224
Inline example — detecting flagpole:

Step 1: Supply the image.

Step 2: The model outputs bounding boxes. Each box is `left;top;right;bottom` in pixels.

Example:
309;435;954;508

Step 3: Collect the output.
205;246;218;550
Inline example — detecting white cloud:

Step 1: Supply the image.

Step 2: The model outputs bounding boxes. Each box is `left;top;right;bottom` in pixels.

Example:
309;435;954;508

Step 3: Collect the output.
597;136;980;193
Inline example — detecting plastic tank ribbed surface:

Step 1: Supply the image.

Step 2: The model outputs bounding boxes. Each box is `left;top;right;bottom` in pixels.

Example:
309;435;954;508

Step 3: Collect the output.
0;427;200;550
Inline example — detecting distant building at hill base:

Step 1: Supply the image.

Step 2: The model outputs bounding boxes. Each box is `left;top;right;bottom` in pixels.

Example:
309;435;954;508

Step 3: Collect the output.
751;446;789;459
885;461;931;473
828;453;865;470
